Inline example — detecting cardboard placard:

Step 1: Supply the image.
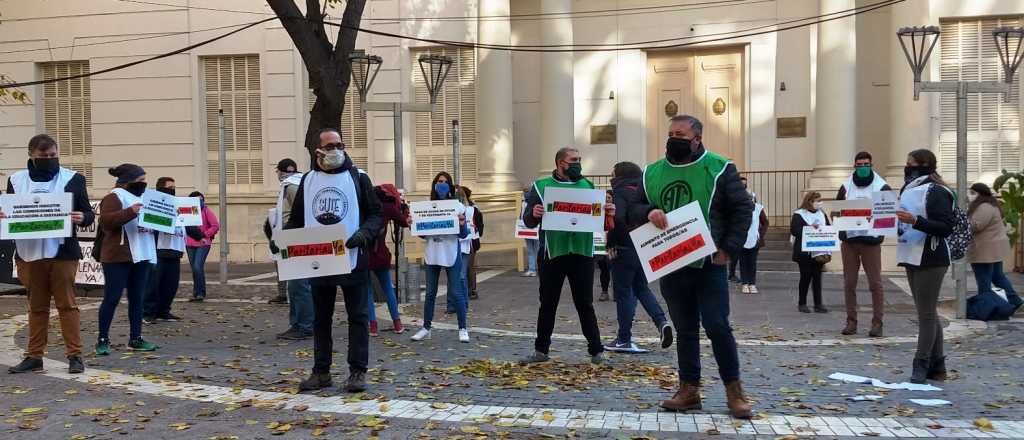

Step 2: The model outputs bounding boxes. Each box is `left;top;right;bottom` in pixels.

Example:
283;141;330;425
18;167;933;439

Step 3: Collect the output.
802;225;840;252
870;190;899;237
593;232;607;255
629;201;717;283
541;187;606;233
0;192;73;239
12;240;104;285
138;190;178;234
829;199;873;232
175;197;203;226
273;223;351;281
410;200;462;236
515;219;539;239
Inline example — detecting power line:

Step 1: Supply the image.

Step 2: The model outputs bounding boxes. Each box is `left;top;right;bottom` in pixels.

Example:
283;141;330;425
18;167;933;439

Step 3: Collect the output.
0;20;263;56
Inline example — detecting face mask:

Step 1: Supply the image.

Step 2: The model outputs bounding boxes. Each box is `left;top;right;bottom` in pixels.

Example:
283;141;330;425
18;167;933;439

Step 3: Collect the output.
32;157;60;172
967;191;978;203
157;187;176;196
904;165;934;183
855;165;872;178
813;201;824;211
565;162;583;181
434;182;450;198
126;181;147;197
320;149;345;169
666;137;695;162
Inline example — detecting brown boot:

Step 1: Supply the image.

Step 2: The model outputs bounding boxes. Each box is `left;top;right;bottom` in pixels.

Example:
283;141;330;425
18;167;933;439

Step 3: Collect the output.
660;382;701;412
868;321;884;338
725;380;753;419
841;320;857;335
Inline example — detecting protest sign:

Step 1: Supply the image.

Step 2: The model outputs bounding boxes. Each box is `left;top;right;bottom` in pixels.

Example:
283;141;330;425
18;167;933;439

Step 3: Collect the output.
273;223;351;281
176;197;203;226
629;201;717;283
12;240;104;285
138;190;178;233
870;190;899;237
410;200;462;236
514;219;539;239
593;232;607;255
802;225;840;252
0;192;72;240
829;199;873;232
541;187;605;233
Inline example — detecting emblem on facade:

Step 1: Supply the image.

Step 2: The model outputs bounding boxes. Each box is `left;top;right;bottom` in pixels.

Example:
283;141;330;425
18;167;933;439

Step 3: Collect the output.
713;98;726;115
664;100;678;117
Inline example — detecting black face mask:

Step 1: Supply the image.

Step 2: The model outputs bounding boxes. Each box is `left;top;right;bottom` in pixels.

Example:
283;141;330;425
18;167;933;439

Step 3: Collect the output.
157;187;176;196
666;137;695;163
126;181;147;197
904;165;935;183
28;157;60;181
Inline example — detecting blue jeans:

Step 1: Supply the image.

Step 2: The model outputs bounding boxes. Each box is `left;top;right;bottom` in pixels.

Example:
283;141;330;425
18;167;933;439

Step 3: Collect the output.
611;247;668;343
423;253;468;330
659;261;741;385
99;261;152;341
447;252;471;312
186;246;211;298
288;279;313;333
144;257;181;317
367;268;401;322
972;262;1019;300
525;239;540;273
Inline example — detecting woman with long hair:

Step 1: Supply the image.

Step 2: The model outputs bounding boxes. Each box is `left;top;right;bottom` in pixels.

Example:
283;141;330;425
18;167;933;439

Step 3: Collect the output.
790;191;830;313
895;149;956;384
967;182;1022;312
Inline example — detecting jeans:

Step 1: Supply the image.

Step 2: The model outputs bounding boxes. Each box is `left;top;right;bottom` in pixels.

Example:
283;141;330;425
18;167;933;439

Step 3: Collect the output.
525;239;540;273
186;246;211;298
367;268;401;322
448;252;472;312
797;260;824;306
144;257;181;318
659;262;740;385
99;261;152;341
424;253;468;330
739;248;759;285
288;279;313;333
535;253;603;356
611;247;668;344
311;275;369;374
906;266;947;360
972;261;1018;299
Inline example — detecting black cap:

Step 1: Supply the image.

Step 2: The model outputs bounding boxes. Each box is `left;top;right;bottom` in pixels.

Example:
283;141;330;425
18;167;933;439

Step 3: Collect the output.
276;158;297;173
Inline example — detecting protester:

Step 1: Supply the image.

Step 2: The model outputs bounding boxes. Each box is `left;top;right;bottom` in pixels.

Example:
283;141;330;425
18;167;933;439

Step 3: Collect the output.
96;164;158;355
142;177;194;324
627;115;753;418
729;176;751;283
462;186;484;300
367;183;409;336
411;172;471;343
286;128;382;394
265;158;313;340
966;182;1022;319
896;149;956;384
739;193;768;294
5;134;93;374
521;187;540;277
836;152;892;336
595;191;612;302
521;147;615;366
185;191;219;302
790;191;830;314
605;161;672;354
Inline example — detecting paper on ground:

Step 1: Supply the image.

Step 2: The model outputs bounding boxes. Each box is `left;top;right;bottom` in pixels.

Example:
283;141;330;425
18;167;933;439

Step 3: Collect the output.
847;395;885;402
909;399;952;406
828;372;943;391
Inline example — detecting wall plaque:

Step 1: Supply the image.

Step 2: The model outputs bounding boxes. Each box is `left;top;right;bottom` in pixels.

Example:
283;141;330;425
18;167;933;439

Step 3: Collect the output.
590;124;617;145
777;117;807;138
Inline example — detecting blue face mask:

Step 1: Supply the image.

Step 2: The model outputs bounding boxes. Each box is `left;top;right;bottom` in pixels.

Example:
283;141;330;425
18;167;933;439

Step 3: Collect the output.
434;182;450;198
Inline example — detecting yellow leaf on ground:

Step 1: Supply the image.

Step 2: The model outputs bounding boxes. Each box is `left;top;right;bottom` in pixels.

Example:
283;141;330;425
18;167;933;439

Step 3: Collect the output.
975;418;995;432
20;408;45;414
275;424;292;432
379;404;390;412
430;403;449;410
541;412;555;423
311;428;325;437
460;426;482;434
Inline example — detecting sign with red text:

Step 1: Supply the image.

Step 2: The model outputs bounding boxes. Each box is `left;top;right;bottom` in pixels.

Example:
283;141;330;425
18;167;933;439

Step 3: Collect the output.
272;223;350;280
629;201;716;283
541;187;605;233
175;197;203;226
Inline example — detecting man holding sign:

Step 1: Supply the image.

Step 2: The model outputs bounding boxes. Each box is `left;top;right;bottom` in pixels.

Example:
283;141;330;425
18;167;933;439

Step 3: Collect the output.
4;134;94;375
520;147;616;366
629;116;754;418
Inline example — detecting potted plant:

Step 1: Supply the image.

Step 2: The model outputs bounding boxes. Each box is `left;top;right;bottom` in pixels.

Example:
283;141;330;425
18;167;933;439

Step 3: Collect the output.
993;170;1024;272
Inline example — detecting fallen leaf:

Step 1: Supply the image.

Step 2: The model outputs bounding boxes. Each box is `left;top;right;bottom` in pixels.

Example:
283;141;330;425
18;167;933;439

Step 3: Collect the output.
293;405;309;412
430;403;449;410
460;426;482;434
974;418;995;432
311;428;325;437
20;407;45;414
540;412;555;423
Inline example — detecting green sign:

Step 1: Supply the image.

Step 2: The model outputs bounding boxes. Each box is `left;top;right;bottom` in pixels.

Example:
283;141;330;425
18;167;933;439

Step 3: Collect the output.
142;213;173;227
8;219;65;234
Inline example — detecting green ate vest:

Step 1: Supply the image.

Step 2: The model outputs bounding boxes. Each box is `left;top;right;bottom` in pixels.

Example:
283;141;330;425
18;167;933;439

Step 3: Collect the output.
643;151;731;267
534;176;595;259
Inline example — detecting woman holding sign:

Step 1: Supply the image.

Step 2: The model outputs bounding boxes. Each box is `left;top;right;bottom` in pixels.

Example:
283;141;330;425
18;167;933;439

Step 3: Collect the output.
95;164;158;355
790;191;831;314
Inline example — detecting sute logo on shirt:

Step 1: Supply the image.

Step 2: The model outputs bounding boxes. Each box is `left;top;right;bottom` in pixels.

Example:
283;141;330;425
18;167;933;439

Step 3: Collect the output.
312;187;349;225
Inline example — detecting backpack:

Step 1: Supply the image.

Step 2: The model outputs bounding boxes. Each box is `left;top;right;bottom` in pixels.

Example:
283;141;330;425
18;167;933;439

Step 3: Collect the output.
941;187;972;261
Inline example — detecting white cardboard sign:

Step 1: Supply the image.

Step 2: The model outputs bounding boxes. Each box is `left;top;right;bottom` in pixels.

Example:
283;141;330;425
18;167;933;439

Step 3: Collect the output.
629;201;717;283
870;190;899;237
829;199;873;232
802;225;840;252
75;200;101;239
410;200;462;236
0;192;73;239
12;240;104;285
273;223;351;281
175;197;203;226
541;187;606;233
138;190;178;234
593;232;607;255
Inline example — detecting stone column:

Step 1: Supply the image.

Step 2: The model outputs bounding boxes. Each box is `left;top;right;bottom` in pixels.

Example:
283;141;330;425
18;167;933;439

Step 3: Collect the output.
476;0;519;192
539;0;574;175
886;0;934;183
808;0;858;192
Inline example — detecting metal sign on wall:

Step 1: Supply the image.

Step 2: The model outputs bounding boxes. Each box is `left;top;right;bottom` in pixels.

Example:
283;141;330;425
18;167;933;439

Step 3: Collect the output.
590;124;617;145
777;117;807;138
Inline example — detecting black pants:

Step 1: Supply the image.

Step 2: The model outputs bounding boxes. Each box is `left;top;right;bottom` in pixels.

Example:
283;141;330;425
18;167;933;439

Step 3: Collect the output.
739;248;759;284
797;260;824;306
144;257;181;317
729;258;739;279
311;274;370;374
535;253;603;355
596;256;610;292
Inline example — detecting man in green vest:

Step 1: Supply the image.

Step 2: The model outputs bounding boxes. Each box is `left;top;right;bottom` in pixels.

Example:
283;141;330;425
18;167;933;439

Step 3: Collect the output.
630;115;754;419
520;147;616;365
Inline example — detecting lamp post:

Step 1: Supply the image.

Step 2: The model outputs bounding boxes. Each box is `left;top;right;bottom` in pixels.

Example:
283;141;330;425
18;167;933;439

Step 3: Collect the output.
348;53;453;303
896;25;1024;318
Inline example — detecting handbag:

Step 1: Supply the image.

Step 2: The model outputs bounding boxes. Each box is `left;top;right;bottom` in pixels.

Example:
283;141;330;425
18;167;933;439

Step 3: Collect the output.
813;254;832;264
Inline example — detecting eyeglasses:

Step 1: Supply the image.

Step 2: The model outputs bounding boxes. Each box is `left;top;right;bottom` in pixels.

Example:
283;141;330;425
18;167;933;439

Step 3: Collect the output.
321;142;346;151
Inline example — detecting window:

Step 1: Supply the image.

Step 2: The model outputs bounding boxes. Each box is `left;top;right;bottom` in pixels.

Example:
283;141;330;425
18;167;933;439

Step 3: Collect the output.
305;71;368;170
40;61;92;185
939;16;1022;182
202;55;264;193
412;47;478;191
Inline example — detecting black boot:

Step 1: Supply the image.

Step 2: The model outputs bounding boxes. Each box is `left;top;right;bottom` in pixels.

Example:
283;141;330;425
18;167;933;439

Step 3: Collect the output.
8;357;43;374
910;358;930;384
344;370;367;393
928;356;947;381
298;372;333;392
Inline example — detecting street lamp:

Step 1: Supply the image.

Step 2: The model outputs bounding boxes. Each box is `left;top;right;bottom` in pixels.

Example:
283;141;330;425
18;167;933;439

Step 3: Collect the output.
347;53;382;104
896;25;1024;318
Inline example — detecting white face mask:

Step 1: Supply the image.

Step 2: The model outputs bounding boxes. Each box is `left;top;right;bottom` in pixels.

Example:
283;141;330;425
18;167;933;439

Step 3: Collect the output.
967;191;978;203
813;201;824;211
319;149;345;169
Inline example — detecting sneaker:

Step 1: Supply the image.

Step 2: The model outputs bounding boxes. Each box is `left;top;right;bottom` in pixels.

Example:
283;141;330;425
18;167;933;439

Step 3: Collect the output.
8;357;43;374
528;271;537;277
268;295;288;305
299;372;333;392
591;352;606;365
604;340;649;353
157;313;181;322
344;370;367;393
520;351;550;364
740;284;751;294
369;321;379;337
748;285;759;294
459;328;470;343
142;315;157;325
798;305;811;313
410;328;431;341
188;296;205;303
277;328;312;340
392;319;405;334
659;322;674;349
127;338;158;352
67;356;85;374
521;271;533;277
95;338;110;356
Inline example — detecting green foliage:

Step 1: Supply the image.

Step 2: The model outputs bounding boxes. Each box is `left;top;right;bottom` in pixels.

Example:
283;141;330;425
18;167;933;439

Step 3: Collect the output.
0;74;30;104
993;169;1024;245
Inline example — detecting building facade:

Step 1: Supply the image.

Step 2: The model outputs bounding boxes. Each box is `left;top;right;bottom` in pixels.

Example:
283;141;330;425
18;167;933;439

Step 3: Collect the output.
1;0;1021;262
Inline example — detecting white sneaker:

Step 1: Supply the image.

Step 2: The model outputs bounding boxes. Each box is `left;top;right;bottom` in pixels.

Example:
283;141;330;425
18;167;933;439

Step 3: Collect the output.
748;285;759;294
529;272;537;277
740;284;751;294
411;328;431;341
458;328;470;343
521;271;531;277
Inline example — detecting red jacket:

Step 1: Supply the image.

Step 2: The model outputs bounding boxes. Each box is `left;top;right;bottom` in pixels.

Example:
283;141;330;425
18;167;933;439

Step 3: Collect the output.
369;187;410;270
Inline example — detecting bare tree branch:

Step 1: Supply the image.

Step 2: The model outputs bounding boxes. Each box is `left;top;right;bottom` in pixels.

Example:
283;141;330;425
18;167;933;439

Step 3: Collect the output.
333;0;366;60
306;0;329;46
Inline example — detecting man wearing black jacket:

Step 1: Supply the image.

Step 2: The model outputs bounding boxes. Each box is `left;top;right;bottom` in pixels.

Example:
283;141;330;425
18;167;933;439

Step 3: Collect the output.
6;134;94;374
286;128;382;394
628;115;753;418
142;177;201;323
